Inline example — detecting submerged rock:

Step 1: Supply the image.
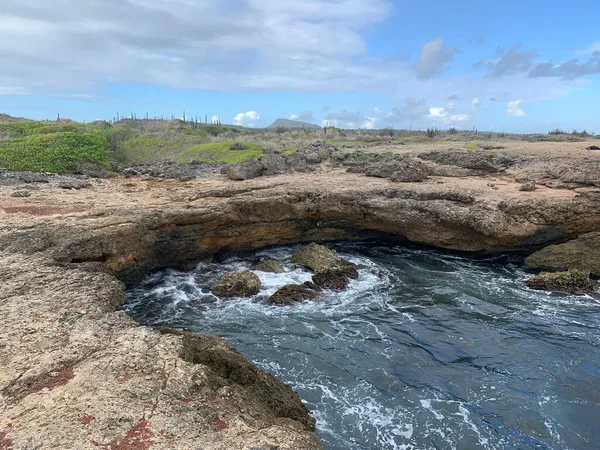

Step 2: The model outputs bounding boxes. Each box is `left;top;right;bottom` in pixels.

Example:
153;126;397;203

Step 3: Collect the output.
254;259;285;274
210;270;261;298
525;270;598;295
291;243;342;271
526;232;600;277
267;282;320;306
312;261;359;291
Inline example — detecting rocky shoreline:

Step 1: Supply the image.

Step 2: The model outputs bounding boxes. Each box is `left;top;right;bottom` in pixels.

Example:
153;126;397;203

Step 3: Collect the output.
1;143;599;448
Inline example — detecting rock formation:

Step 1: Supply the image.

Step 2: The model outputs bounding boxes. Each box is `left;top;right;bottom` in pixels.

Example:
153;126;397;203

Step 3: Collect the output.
210;270;262;298
526;270;598;295
2;143;600;447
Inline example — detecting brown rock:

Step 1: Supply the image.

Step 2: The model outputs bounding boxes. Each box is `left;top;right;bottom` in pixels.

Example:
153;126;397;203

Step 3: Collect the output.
267;282;320;305
312;262;359;291
210;270;262;298
255;260;285;273
291;243;342;271
526;232;600;277
525;270;598;295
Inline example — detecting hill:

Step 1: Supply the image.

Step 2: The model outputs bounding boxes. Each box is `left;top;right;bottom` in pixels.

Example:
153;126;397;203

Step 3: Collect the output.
0;113;30;123
267;118;320;130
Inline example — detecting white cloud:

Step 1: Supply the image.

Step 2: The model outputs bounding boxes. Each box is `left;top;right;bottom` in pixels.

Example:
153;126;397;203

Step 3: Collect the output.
414;38;458;79
233;111;260;126
427;105;470;124
578;41;600;55
361;117;377;129
211;115;220;124
471;98;481;111
507;100;525;117
0;0;393;94
289;114;299;120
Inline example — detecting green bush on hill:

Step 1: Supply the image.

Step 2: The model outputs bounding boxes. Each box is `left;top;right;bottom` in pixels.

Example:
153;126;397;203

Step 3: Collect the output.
0;130;110;173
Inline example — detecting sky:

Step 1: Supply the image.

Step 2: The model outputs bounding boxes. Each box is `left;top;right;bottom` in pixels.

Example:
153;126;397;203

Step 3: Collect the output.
1;0;599;132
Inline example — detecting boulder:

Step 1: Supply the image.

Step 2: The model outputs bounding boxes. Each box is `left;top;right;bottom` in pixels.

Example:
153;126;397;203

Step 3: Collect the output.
364;160;404;178
525;270;598;295
526;232;600;277
254;260;285;274
10;190;31;198
260;153;288;176
312;261;359;291
297;141;337;164
267;282;320;306
291;243;342;271
390;160;430;182
224;159;264;181
519;181;537;192
58;179;92;190
210;270;262;298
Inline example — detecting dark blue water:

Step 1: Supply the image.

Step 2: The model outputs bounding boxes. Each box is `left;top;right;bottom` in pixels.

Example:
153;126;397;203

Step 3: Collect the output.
124;244;600;449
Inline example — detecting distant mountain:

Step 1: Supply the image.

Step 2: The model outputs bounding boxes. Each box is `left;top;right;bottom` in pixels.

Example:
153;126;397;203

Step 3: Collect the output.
0;113;29;123
267;118;321;130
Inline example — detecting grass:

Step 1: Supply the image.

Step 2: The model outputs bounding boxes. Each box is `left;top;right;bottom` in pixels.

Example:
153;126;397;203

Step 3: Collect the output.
177;140;265;164
464;143;480;151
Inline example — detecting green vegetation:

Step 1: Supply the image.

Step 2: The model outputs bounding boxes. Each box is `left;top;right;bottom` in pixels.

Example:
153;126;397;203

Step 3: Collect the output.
464;143;480;150
177;140;265;164
0;122;111;173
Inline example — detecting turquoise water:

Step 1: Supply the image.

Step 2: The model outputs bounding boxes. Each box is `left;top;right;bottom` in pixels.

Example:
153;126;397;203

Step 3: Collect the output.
124;243;600;449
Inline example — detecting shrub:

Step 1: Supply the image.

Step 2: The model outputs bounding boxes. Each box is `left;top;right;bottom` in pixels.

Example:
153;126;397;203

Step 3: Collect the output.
0;131;110;173
426;127;439;139
448;127;458;135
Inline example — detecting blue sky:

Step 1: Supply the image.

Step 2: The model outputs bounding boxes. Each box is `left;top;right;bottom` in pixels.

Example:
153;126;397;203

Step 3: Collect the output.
1;0;599;132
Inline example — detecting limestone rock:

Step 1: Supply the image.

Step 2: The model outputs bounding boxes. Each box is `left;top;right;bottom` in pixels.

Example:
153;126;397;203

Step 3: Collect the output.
525;270;598;295
291;243;341;271
526;232;600;277
255;260;285;273
390;160;430;183
267;282;320;305
519;181;536;192
10;190;31;197
312;261;359;291
58;179;92;190
261;153;288;176
224;159;264;181
210;270;262;298
418;151;507;173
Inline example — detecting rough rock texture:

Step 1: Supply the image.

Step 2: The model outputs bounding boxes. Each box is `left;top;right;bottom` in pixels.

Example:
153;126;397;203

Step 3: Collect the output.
291;243;342;271
390;160;430;183
58;179;92;190
0;253;321;449
312;262;359;291
526;270;598;294
519;181;537;192
224;141;338;181
1;145;600;447
267;282;321;306
224;159;265;181
526;232;600;277
210;270;262;298
418;151;512;173
255;260;285;274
